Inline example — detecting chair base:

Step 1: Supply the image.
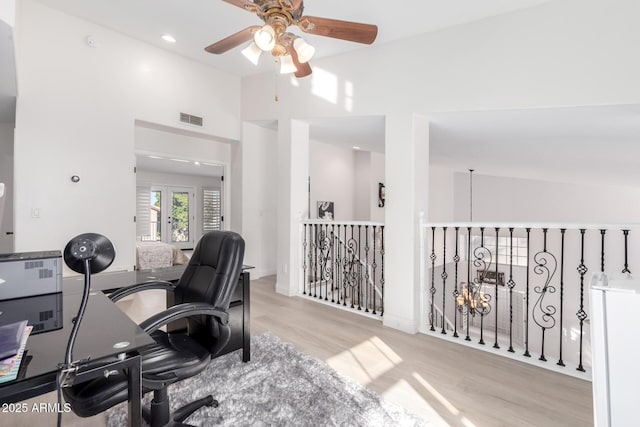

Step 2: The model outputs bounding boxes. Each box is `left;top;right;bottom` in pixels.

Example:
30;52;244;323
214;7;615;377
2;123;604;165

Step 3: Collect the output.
143;388;218;427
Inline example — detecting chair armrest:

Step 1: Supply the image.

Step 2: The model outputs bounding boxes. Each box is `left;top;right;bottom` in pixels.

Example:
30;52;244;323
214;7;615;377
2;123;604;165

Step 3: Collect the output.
139;303;229;333
108;280;176;302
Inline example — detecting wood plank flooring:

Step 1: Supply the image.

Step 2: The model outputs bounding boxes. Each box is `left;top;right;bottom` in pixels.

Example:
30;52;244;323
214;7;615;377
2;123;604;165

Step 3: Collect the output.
1;275;593;426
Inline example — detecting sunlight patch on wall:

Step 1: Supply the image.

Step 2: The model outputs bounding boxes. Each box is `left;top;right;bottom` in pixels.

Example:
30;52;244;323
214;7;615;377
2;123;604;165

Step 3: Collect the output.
311;67;338;104
344;80;354;112
326;336;402;385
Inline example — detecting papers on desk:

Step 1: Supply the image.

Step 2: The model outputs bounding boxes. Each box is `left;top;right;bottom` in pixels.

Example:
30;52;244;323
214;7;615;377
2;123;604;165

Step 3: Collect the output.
0;322;32;384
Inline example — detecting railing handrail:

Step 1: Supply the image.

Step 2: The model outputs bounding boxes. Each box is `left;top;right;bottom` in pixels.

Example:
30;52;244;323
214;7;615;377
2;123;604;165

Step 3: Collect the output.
302;220;385;226
424;221;640;230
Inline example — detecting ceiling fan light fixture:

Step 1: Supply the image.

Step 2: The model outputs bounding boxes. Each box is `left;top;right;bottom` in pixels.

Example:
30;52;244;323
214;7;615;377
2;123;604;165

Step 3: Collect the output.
293;37;315;63
241;42;262;65
280;54;298;74
254;25;276;51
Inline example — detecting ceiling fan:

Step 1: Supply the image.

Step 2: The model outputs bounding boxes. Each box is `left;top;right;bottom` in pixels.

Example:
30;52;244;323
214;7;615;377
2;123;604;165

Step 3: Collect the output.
204;0;378;78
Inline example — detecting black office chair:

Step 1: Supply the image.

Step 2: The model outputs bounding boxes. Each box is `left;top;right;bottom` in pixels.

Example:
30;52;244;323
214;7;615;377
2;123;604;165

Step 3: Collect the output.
63;231;245;426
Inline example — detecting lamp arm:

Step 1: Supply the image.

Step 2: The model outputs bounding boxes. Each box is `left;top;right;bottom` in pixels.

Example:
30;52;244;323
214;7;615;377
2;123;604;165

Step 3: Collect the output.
63;258;92;367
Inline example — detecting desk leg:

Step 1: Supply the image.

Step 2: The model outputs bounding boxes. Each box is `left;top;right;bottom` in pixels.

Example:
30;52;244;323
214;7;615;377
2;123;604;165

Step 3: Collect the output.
242;272;250;363
126;354;143;427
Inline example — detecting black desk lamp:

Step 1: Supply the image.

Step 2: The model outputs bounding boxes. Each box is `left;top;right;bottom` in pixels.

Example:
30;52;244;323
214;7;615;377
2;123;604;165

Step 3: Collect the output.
57;233;114;425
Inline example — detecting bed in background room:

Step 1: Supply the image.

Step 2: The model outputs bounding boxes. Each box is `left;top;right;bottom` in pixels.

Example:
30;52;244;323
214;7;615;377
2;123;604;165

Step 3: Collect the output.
135;241;190;270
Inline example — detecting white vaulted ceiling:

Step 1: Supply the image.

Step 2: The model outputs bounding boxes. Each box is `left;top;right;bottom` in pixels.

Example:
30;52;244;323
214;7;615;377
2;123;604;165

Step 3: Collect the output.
33;0;552;77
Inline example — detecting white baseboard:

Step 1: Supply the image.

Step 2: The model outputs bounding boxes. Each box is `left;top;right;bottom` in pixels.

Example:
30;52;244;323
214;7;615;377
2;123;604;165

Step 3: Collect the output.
275;282;298;297
383;313;419;335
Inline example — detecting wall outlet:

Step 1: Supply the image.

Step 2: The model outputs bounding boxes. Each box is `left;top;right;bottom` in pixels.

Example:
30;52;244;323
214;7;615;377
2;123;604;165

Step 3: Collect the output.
31;208;40;218
283;264;288;273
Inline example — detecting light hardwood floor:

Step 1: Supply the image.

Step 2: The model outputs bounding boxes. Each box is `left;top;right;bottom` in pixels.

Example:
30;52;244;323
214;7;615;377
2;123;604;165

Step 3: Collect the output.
1;275;593;426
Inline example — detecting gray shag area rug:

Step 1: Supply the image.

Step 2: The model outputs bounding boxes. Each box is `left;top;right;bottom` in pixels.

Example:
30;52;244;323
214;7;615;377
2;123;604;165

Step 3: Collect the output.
107;333;429;426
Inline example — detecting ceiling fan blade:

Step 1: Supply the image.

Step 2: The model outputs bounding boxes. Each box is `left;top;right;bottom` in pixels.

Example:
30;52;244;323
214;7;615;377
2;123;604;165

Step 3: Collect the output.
222;0;258;13
297;16;378;44
287;45;312;78
204;26;261;54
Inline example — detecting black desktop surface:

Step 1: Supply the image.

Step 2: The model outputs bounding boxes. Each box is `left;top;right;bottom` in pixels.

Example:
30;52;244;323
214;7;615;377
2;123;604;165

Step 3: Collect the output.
0;291;153;400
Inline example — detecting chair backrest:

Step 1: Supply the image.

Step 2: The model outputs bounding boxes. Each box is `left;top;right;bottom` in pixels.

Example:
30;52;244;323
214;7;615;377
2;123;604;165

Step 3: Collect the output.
175;230;245;311
174;231;245;355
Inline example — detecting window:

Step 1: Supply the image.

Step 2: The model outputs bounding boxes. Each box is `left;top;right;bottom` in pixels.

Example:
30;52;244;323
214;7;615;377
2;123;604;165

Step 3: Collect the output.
203;188;222;232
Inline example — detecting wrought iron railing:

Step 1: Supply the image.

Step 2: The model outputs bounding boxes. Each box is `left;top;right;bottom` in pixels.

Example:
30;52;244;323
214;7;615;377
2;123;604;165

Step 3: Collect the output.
424;223;640;377
301;221;385;317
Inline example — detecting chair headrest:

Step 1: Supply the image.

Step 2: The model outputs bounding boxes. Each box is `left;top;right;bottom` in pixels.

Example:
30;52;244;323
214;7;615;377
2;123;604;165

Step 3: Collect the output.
189;231;244;269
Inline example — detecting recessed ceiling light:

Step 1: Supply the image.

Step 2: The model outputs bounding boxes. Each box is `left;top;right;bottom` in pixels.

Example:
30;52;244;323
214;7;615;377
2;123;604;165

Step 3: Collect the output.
148;155;163;159
353;146;361;150
170;158;189;163
194;161;201;166
161;34;176;43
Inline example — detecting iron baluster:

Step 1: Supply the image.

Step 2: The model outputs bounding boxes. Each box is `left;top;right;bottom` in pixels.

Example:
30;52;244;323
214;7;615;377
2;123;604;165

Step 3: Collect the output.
357;224;362;310
473;227;493;346
342;225;348;307
303;224;308;295
313;224;318;298
600;229;606;273
524;228;531;358
429;226;436;332
372;225;378;315
532;228;557;362
330;225;335;303
452;227;460;338
441;227;448;335
558;229;566;367
380;226;384;316
622;229;631;273
493;227;500;349
350;225;355;309
465;227;472;341
507;228;516;353
364;225;370;313
576;229;588;372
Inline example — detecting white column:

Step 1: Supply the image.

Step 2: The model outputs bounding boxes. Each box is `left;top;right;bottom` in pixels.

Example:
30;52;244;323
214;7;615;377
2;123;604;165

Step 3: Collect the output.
382;113;430;334
276;119;309;296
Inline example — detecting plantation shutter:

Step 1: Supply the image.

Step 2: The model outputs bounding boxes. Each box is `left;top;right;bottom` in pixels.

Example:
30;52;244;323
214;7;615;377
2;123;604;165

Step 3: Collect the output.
203;188;222;232
136;186;151;237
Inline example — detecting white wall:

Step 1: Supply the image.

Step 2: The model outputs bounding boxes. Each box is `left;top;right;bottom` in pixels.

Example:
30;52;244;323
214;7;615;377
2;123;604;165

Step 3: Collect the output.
353;150;370;221
309;141;355;221
135;125;232;164
12;0;241;272
0;123;13;253
240;123;277;278
428;166;455;222
452;172;640;224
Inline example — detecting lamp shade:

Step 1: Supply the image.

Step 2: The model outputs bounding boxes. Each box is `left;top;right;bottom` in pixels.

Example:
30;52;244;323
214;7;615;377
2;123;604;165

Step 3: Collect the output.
280;54;297;74
293;38;315;63
254;25;276;51
241;42;262;65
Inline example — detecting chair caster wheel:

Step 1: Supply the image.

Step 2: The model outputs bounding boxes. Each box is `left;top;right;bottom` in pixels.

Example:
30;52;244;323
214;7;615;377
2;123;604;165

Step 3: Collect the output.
208;399;219;408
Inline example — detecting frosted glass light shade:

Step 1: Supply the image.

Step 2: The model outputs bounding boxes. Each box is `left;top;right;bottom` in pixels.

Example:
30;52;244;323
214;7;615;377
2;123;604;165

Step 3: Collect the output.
280;54;297;74
254;25;276;51
293;38;315;63
242;42;262;65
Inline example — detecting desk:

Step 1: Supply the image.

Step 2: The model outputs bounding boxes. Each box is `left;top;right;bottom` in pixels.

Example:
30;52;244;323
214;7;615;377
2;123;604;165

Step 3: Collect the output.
0;291;153;426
